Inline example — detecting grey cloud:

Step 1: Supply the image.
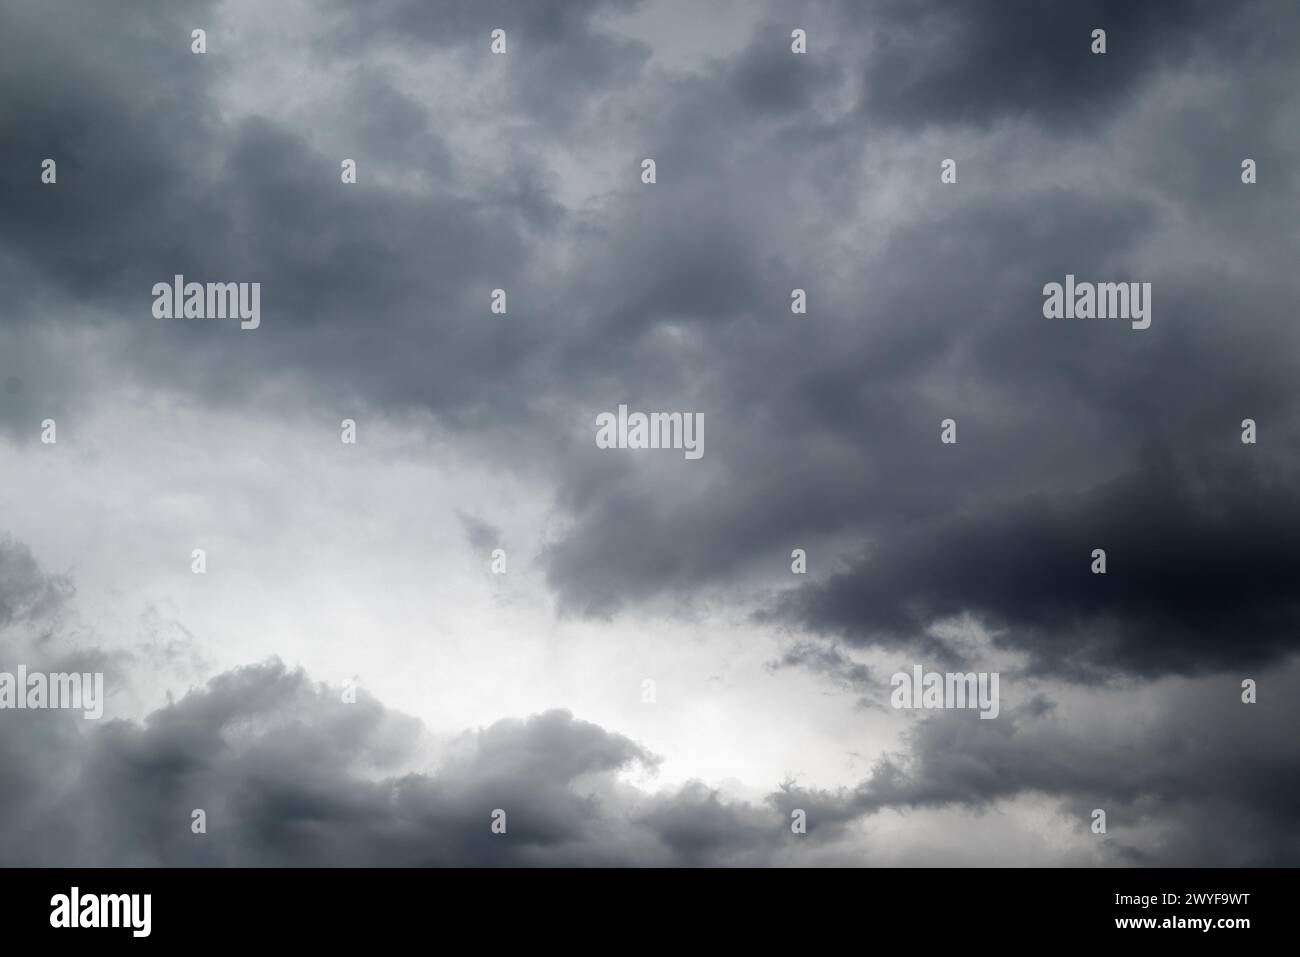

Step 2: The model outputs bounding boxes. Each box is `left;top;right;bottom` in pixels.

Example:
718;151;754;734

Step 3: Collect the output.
4;0;1297;685
2;0;1299;866
3;534;1297;865
457;511;503;551
0;657;796;866
773;452;1300;681
779;671;1300;866
0;538;780;865
852;0;1299;131
320;0;652;131
767;642;879;706
0;535;74;628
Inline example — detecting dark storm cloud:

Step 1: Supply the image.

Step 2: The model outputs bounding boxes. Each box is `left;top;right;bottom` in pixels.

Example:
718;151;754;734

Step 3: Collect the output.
0;658;793;866
4;534;1298;866
323;0;651;123
529;1;1300;688
2;0;1299;714
779;671;1300;866
0;537;783;865
544;175;1300;651
852;0;1298;131
0;0;618;441
774;451;1300;680
0;0;217;437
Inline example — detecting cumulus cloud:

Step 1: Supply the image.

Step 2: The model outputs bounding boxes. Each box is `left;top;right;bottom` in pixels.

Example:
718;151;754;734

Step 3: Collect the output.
1;0;1297;866
0;656;793;865
5;534;1298;865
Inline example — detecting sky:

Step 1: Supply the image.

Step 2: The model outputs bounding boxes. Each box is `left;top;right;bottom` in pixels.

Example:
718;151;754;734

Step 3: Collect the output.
0;0;1298;866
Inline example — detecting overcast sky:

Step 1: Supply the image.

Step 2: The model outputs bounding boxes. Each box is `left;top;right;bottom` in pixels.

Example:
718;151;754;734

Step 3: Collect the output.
1;0;1298;866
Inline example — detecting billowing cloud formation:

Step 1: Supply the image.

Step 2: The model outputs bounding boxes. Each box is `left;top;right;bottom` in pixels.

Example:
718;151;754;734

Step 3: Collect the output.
0;667;729;865
782;681;1300;866
1;0;1298;865
774;453;1300;680
3;535;1298;866
0;656;790;866
0;537;785;866
5;656;1296;867
855;0;1292;129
